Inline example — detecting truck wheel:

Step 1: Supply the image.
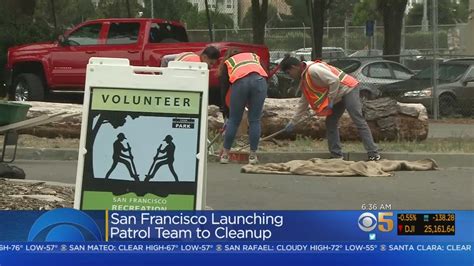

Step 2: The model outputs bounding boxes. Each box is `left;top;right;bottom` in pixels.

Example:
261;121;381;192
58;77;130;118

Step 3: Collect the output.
10;73;45;101
439;94;456;117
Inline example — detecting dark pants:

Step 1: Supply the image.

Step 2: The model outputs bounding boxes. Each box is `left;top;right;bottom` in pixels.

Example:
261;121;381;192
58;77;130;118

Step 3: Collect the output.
325;87;378;157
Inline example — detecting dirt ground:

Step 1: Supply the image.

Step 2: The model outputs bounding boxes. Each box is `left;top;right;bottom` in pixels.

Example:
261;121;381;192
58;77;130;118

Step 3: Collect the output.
0;179;73;210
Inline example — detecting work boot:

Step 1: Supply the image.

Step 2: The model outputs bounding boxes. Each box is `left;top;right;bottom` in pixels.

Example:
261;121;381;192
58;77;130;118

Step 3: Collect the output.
220;154;229;164
248;155;258;165
368;154;381;161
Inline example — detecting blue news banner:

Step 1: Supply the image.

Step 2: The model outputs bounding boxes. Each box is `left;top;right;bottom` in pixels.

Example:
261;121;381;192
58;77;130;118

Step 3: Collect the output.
0;209;472;265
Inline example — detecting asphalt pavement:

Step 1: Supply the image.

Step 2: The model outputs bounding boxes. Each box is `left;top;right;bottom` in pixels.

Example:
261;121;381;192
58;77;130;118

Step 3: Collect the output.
11;160;473;210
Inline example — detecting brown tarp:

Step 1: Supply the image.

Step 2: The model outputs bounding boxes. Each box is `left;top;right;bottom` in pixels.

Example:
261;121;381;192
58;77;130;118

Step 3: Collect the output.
241;158;439;177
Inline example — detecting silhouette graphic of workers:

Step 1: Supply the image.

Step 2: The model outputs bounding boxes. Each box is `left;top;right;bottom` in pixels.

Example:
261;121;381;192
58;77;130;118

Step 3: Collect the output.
145;135;179;182
105;133;139;181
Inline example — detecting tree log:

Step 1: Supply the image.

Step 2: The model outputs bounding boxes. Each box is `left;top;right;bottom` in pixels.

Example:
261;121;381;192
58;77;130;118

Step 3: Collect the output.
208;97;429;141
14;98;428;141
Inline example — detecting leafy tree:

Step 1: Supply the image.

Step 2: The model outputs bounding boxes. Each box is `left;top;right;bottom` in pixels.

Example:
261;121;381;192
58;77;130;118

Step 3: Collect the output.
406;0;469;25
352;0;379;25
454;0;470;23
96;0;143;18
0;0;51;77
143;0;196;21
241;5;280;28
281;0;311;27
190;10;233;29
282;0;358;27
377;0;408;62
35;0;97;33
326;0;359;26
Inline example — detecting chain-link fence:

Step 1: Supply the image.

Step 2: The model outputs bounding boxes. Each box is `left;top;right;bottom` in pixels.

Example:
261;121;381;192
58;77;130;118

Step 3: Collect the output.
188;23;468;57
187;23;473;118
265;53;474;118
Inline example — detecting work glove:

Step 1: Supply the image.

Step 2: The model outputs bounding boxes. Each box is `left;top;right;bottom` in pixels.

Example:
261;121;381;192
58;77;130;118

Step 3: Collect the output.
284;122;295;133
328;101;334;109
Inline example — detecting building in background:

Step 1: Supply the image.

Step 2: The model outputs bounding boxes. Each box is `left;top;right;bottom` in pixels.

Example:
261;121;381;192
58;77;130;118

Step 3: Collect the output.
188;0;239;29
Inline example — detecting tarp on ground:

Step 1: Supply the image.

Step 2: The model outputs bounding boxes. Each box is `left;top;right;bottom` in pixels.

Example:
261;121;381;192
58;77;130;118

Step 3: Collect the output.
241;158;438;177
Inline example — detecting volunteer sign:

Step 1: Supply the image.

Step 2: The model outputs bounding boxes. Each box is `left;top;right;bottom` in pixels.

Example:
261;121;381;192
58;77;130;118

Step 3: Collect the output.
74;58;209;211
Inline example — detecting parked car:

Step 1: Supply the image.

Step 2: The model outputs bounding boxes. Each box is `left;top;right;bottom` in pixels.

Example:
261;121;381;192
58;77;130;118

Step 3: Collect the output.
329;58;415;100
379;59;474;116
289;47;346;61
348;49;438;72
4;18;269;105
267;62;299;98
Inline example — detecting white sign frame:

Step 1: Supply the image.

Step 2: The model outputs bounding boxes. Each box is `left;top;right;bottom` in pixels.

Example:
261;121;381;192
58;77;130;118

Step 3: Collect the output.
74;58;209;210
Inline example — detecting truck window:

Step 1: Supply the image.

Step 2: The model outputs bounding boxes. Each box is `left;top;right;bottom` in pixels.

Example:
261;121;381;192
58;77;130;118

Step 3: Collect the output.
148;23;188;43
67;23;102;46
107;22;140;45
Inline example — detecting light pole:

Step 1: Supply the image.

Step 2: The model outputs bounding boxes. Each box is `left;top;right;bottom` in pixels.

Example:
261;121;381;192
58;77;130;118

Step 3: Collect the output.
150;0;154;18
422;0;428;31
303;22;306;49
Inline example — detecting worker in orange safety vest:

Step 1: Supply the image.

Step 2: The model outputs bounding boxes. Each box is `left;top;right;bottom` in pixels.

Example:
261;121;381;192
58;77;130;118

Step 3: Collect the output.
160;45;220;68
218;51;268;165
281;57;381;161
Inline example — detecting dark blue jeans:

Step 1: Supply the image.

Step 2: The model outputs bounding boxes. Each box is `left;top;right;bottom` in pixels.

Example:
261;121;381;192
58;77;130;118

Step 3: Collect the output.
223;73;267;152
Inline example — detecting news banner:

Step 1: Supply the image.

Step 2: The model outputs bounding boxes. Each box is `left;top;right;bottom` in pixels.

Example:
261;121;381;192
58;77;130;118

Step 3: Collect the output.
0;210;472;265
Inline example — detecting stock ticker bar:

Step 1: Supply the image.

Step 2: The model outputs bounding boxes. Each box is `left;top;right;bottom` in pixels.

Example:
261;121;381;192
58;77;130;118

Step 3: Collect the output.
0;242;471;254
397;214;455;235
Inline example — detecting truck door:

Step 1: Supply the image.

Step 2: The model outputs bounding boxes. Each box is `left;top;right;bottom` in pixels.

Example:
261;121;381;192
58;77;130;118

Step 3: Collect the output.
99;22;143;66
49;22;104;89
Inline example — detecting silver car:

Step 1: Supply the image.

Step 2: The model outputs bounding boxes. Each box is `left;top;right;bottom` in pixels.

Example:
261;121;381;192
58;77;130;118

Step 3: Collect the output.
329;59;415;100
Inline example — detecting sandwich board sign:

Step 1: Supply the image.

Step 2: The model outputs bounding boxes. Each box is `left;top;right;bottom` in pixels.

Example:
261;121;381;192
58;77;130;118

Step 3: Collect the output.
74;58;209;211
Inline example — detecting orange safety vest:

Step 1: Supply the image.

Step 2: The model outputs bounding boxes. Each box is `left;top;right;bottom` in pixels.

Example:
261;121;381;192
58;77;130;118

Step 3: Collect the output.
302;61;359;116
176;52;201;62
224;53;268;84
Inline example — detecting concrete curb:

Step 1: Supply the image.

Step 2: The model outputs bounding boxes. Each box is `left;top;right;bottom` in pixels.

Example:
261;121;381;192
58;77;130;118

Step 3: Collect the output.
4;148;473;168
5;178;75;188
2;147;78;161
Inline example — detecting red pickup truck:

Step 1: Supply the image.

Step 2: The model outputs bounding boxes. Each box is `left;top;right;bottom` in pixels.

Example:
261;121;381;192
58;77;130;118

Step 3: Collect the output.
4;18;269;105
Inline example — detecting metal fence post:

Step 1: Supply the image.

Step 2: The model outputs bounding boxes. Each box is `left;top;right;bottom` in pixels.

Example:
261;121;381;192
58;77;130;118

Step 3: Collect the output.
374;20;377;50
344;18;349;53
150;0;154;18
432;0;439;119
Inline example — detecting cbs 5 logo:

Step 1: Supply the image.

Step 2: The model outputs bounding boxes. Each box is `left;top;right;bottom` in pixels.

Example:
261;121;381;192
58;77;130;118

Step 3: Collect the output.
358;212;394;232
28;208;102;241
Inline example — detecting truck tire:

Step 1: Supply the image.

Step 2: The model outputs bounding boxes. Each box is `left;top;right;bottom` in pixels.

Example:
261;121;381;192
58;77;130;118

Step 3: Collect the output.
10;73;45;101
439;94;456;117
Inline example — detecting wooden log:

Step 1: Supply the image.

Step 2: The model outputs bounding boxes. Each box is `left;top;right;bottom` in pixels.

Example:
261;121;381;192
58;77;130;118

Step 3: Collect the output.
208;97;429;141
15;98;429;141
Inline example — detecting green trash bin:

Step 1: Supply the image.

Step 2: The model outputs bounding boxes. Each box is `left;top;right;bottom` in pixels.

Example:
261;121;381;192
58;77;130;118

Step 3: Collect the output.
0;101;32;126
